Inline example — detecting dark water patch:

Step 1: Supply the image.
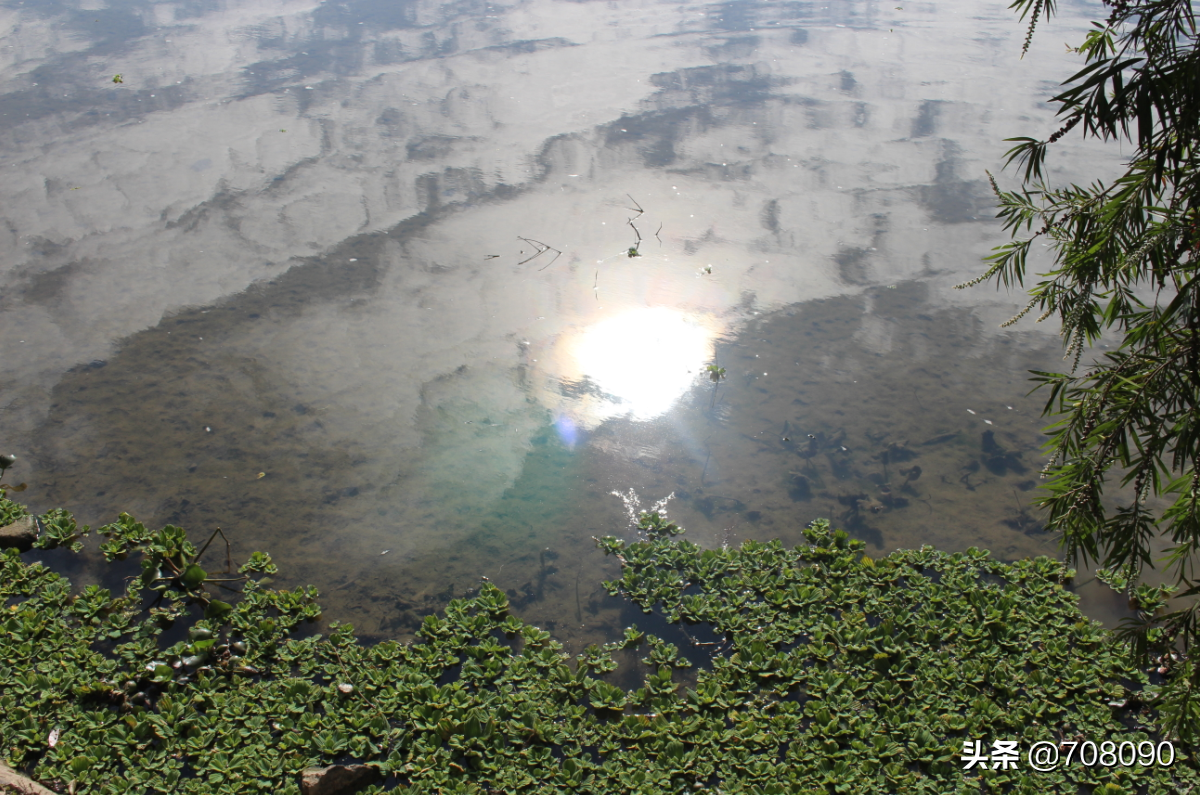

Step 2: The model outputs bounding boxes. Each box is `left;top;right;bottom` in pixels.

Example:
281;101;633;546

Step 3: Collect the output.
0;0;196;133
911;100;941;138
787;471;813;501
17;258;85;306
477;37;578;57
419;166;492;207
707;0;759;33
705;35;761;61
834;245;871;285
691;493;745;520
838;512;884;549
647;63;789;109
760;198;780;232
703;0;862;34
611;601;722;676
651;280;1068;568
241;2;572;98
8;0;150;49
163;187;249;233
919;140;992;224
603;108;700;168
238;20;452;99
0;80;192;135
311;0;424;31
852;101;869;127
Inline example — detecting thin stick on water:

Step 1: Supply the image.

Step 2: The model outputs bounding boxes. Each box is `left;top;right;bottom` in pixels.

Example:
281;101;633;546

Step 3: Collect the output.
625;195;645;257
516;236;562;270
627;218;642;256
195;527;233;573
574;566;583;623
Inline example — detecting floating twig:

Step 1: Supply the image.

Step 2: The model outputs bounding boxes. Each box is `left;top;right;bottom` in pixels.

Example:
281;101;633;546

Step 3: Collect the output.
625;194;644;257
516;236;561;271
516;237;562;270
625;194;644;218
195;527;234;573
574;566;583;623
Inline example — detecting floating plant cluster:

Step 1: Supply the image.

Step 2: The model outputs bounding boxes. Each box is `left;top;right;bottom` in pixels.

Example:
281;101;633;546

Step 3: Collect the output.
1;492;1197;793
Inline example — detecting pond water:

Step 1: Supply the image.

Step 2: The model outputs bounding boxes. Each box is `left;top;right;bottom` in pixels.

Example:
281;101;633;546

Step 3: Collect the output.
1;0;1135;650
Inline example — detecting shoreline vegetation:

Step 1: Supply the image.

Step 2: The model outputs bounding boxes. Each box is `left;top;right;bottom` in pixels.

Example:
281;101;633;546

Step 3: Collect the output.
1;492;1196;794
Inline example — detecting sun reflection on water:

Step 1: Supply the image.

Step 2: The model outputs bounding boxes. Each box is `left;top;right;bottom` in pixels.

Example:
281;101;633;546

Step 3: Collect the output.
564;307;717;424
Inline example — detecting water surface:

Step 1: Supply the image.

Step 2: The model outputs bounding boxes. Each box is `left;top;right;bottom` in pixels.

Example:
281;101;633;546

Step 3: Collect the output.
0;0;1135;647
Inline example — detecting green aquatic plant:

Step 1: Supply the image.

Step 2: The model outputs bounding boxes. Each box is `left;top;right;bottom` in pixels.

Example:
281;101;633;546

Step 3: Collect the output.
636;510;683;540
0;489;29;527
1;496;1198;793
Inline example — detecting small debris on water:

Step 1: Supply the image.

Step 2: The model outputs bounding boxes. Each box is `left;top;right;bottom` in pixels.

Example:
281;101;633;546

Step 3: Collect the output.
966;409;976;415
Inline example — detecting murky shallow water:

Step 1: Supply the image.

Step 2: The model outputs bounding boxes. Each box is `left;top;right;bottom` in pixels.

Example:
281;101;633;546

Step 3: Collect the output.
1;0;1138;650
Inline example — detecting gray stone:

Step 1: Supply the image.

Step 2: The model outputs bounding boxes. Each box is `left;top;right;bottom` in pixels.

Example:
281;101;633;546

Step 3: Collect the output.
0;515;37;552
0;761;58;795
299;764;380;795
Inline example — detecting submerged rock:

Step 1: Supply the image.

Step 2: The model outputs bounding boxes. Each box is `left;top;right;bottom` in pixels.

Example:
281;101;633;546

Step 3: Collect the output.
299;764;380;795
0;515;37;551
0;761;57;795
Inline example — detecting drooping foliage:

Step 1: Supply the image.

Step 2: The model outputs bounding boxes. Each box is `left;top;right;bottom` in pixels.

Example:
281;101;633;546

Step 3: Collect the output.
2;496;1197;793
958;0;1200;740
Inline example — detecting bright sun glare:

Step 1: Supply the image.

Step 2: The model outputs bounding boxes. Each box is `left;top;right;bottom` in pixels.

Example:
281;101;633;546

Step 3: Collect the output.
572;307;715;421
